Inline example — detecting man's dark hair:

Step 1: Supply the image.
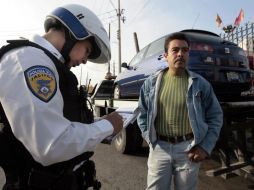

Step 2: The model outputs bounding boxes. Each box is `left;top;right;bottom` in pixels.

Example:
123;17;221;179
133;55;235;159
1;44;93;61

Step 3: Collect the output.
164;32;190;53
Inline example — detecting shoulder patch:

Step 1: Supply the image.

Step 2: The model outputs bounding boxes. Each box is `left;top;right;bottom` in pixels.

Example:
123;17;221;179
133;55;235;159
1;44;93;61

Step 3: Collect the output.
24;66;57;102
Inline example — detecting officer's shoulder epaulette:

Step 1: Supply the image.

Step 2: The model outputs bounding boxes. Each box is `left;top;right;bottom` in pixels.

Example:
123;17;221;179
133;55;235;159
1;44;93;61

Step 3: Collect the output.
0;39;39;59
0;39;60;65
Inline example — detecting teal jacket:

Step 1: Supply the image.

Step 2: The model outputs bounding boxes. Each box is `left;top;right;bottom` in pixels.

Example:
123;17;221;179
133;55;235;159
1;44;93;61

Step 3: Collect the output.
137;68;223;154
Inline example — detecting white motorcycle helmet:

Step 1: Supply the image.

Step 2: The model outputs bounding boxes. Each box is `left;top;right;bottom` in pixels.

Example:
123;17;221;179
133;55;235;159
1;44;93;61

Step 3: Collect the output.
44;4;111;63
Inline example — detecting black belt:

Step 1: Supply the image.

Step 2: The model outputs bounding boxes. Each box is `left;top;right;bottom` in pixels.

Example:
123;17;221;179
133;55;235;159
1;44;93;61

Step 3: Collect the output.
157;133;194;144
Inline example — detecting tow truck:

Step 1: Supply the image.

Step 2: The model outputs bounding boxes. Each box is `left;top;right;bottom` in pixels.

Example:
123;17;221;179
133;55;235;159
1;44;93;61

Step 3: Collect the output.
89;26;254;178
90;81;254;179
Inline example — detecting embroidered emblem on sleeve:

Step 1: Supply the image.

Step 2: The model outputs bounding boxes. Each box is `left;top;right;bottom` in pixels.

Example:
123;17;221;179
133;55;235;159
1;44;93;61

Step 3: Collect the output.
24;66;57;102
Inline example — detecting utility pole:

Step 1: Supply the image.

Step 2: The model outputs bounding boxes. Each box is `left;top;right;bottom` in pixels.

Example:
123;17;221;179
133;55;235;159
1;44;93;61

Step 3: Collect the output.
105;23;113;80
117;0;125;74
134;32;140;53
113;61;115;76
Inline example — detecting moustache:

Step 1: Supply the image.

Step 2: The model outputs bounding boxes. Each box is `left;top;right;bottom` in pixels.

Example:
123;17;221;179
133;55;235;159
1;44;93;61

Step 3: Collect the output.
175;58;185;63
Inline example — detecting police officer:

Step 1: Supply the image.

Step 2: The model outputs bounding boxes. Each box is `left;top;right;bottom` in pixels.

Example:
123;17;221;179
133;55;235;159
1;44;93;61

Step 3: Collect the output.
0;4;123;190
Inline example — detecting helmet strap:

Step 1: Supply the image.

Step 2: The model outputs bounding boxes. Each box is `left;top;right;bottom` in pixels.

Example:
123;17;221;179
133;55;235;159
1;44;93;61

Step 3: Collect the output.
61;28;77;64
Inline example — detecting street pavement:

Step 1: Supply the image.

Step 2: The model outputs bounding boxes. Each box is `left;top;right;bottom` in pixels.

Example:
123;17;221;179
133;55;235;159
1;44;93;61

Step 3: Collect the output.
1;143;254;189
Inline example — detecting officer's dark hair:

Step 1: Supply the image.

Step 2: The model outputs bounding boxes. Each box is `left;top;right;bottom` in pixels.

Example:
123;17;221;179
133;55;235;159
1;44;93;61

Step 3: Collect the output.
164;32;190;53
44;17;78;63
44;17;64;32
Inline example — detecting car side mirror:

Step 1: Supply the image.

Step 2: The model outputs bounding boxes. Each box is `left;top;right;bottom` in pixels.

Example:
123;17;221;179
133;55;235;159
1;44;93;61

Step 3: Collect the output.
158;54;164;60
121;62;128;68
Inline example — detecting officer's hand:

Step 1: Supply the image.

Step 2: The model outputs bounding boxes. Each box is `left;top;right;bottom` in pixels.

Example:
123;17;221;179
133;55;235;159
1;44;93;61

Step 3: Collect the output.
103;112;123;134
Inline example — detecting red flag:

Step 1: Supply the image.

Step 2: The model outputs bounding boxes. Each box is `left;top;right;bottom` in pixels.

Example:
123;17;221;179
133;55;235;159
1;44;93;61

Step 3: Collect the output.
234;9;244;26
216;14;223;27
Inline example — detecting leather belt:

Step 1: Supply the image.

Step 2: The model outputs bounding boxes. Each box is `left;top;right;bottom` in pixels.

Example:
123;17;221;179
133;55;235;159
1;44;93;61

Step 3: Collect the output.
157;133;194;144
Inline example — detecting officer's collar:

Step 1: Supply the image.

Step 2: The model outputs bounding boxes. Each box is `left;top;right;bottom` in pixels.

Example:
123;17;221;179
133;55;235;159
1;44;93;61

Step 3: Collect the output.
30;34;65;63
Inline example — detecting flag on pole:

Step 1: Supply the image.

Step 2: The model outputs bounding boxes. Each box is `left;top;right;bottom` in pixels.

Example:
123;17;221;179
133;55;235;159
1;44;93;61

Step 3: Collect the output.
234;9;244;26
216;14;222;27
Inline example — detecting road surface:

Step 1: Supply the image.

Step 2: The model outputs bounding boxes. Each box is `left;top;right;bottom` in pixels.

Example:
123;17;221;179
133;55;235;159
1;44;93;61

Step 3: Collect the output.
1;143;254;189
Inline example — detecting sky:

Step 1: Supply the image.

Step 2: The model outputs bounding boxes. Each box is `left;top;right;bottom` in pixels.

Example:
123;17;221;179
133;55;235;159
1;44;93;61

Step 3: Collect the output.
0;0;254;86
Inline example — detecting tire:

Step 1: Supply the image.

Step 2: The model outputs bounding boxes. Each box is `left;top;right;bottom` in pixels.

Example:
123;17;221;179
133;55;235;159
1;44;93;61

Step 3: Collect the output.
113;85;121;99
113;123;143;154
114;127;131;154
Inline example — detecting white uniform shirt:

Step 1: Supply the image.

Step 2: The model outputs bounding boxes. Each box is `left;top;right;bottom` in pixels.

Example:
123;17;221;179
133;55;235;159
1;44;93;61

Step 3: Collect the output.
0;35;113;166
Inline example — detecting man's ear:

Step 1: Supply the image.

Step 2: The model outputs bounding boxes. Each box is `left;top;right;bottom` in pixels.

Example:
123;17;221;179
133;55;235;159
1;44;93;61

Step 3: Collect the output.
164;52;168;58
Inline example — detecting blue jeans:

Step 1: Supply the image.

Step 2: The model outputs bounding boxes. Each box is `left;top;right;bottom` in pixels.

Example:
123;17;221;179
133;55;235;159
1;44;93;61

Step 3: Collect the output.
146;140;200;190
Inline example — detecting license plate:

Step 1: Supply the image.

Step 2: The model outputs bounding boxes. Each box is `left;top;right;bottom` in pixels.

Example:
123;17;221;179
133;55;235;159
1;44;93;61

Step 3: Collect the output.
226;72;239;81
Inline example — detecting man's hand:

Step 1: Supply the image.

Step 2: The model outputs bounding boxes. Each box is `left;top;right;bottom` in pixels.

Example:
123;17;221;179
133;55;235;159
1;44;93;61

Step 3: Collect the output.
188;146;208;162
103;112;123;134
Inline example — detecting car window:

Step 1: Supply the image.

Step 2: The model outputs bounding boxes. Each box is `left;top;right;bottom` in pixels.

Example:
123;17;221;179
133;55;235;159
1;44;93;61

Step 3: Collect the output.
190;42;214;52
92;80;114;98
128;46;148;67
144;37;165;59
189;39;249;68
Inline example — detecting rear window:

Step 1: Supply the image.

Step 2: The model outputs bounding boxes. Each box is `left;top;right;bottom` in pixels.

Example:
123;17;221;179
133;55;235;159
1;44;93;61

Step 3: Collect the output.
188;38;248;68
190;42;214;52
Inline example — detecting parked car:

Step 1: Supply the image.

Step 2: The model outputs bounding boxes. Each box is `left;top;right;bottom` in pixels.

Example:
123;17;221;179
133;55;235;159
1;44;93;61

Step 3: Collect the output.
90;80;114;100
114;29;252;101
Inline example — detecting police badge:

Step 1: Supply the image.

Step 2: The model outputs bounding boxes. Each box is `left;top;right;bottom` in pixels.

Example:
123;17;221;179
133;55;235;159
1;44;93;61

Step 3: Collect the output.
24;66;57;102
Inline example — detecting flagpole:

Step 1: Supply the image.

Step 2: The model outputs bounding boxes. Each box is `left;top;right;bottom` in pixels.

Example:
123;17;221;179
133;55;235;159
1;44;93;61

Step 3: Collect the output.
192;12;200;29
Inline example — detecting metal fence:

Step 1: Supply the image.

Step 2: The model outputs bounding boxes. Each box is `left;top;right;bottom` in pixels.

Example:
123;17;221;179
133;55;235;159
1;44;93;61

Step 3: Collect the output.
220;22;254;53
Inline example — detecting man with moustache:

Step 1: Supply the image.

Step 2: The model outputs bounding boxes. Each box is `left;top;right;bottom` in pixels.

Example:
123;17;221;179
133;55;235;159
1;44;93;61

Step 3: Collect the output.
137;32;223;190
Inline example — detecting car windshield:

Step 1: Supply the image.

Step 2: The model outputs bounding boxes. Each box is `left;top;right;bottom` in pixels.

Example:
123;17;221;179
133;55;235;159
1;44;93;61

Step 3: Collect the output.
129;47;147;67
144;37;165;59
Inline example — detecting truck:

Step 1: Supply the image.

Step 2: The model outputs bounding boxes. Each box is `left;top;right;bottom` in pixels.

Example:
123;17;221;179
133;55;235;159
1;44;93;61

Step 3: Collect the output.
89;28;254;177
91;88;254;178
90;82;142;154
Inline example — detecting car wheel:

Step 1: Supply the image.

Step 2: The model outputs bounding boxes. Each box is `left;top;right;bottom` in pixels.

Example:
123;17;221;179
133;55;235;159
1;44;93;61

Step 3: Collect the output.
113;123;143;154
114;85;121;99
114;128;130;154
